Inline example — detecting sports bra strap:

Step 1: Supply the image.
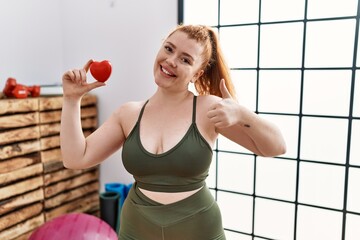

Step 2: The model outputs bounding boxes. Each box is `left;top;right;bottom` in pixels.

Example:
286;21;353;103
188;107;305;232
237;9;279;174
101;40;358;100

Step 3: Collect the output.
192;96;197;123
138;100;149;122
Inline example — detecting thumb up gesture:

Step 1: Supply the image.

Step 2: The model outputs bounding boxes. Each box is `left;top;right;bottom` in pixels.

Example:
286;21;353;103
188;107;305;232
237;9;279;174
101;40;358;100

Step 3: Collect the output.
207;79;239;129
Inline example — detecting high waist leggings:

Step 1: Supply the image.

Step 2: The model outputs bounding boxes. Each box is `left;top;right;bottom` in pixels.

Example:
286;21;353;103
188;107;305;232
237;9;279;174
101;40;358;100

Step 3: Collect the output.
119;183;226;240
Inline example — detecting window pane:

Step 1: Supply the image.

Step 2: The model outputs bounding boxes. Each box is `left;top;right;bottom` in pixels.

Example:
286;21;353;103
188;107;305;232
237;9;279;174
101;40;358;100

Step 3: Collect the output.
217;192;253;233
220;26;259;68
305;19;356;68
298;162;345;209
260;22;303;68
183;0;218;25
254;198;295;240
307;0;358;19
232;70;257;112
354;71;360;117
347;167;360;213
220;0;259;25
261;0;305;22
301;117;348;164
350;120;360;166
303;70;352;116
256;157;297;201
218;153;254;194
260;114;299;159
346;214;360;240
297;206;343;240
225;231;252;240
258;70;301;114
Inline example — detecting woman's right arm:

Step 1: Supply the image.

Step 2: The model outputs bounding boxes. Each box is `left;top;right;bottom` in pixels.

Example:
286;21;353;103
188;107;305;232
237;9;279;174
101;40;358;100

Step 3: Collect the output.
60;60;124;169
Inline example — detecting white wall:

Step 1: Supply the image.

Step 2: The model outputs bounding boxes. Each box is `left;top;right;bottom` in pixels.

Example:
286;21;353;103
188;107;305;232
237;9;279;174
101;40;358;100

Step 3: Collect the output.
0;0;178;190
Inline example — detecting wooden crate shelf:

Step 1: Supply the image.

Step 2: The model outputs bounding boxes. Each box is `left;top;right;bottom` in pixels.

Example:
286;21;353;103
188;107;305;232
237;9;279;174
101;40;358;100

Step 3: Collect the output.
0;94;100;239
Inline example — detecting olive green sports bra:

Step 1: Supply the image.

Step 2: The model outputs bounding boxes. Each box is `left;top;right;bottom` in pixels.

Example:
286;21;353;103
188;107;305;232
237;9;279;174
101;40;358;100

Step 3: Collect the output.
122;96;213;192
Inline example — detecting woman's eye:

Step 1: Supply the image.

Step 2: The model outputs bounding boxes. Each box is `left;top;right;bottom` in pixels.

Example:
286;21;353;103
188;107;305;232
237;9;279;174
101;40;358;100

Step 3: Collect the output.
164;46;172;52
181;58;191;64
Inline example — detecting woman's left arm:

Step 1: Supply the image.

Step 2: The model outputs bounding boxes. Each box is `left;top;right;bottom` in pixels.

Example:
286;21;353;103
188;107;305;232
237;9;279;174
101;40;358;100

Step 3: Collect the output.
207;80;286;157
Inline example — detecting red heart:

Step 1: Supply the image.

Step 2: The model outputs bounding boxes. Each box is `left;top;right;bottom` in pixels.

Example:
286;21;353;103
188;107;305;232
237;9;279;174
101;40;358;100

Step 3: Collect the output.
90;60;112;82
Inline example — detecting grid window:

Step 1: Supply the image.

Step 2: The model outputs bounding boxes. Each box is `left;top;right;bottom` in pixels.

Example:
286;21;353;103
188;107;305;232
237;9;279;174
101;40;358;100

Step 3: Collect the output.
305;19;356;68
258;70;301;114
300;117;348;164
220;0;259;25
260;22;304;68
217;192;253;234
254;198;295;240
232;70;257;111
303;70;352;116
345;214;360;240
261;0;305;22
256;157;297;201
354;72;360;116
181;0;360;239
307;0;358;19
347;167;360;213
218;152;254;194
297;206;343;240
298;162;345;209
350;120;360;166
220;26;259;68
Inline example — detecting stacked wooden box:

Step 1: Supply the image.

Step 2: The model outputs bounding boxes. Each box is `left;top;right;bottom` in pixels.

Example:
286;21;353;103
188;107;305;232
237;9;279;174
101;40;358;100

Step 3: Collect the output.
0;94;100;239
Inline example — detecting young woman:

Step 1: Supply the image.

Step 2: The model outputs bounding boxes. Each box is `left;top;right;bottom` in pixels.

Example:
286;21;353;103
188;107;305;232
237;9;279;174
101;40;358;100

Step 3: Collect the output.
60;24;286;240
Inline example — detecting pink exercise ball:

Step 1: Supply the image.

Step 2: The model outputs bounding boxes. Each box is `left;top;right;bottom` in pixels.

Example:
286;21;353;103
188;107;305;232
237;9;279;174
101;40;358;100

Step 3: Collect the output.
29;213;118;240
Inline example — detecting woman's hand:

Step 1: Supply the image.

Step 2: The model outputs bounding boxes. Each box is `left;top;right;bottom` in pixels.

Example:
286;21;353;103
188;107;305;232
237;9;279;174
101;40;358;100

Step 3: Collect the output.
62;59;105;100
207;79;241;129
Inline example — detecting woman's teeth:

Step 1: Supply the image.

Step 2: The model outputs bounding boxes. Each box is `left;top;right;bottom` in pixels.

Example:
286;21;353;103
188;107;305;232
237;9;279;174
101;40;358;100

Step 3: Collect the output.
161;66;174;76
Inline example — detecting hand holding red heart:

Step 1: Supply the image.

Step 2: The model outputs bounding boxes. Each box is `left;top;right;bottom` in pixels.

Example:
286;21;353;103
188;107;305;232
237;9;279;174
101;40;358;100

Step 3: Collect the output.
207;79;240;128
62;59;108;99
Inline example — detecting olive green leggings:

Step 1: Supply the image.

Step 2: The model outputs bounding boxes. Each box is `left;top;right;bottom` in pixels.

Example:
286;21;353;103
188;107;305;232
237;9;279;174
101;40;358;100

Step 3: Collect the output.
119;183;226;240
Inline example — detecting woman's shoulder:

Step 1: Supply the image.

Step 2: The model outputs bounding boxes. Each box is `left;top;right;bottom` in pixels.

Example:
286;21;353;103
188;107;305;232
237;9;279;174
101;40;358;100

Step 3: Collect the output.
111;100;147;120
196;94;222;106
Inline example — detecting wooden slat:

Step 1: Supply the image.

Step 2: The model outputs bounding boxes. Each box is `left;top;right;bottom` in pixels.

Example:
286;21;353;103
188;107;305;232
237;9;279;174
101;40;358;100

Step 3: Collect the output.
0;176;44;201
0;126;40;145
0;140;41;160
40;148;61;163
0;188;44;215
0;203;43;231
40;135;60;150
43;161;64;173
0;163;43;186
39;96;63;111
81;107;97;118
44;193;99;221
44;181;99;209
44;170;99;198
0;153;40;174
0;112;39;129
81;117;98;129
43;168;84;186
0;214;44;240
81;94;97;107
13;230;33;240
39;123;60;137
39;110;61;124
0;98;38;115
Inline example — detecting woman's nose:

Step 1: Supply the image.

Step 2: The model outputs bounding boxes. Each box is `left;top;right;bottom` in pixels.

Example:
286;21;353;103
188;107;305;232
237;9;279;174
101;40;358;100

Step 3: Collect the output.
166;56;177;67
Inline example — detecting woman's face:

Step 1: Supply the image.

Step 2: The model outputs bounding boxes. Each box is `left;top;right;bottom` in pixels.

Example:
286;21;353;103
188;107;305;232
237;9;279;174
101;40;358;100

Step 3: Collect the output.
153;30;204;92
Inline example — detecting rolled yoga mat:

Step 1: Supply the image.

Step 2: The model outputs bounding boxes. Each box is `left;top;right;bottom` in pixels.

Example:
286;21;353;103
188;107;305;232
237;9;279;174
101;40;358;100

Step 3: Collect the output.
99;191;120;233
105;182;133;208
